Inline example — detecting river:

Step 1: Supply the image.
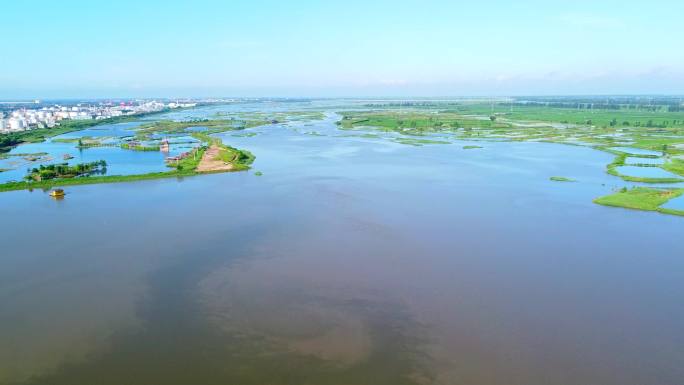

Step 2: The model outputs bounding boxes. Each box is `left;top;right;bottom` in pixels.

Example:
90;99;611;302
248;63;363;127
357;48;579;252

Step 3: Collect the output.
1;100;683;385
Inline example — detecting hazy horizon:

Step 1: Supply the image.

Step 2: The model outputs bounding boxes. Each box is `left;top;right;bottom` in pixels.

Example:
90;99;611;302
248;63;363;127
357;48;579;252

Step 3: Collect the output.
3;94;684;103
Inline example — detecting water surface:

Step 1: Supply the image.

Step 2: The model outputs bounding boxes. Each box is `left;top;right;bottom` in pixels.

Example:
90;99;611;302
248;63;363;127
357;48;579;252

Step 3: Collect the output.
615;165;681;179
661;195;684;211
1;102;684;385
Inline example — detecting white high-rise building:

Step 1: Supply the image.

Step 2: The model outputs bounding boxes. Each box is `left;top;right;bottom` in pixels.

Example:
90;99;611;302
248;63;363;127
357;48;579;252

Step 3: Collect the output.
8;118;26;131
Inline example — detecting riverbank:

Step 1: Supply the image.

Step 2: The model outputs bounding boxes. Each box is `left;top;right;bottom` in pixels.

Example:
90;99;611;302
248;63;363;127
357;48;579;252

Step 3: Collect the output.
0;169;201;192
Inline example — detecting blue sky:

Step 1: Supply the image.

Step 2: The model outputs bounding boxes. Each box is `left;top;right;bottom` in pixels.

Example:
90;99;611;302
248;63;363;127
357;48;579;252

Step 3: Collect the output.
1;0;682;98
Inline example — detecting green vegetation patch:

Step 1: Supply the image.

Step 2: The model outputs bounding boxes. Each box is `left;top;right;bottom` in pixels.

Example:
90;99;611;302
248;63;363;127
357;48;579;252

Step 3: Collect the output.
594;187;684;216
191;132;255;171
550;176;575;182
0;169;201;193
25;161;107;181
135;117;274;139
605;152;684;183
662;158;684;176
120;143;160;151
393;138;451;146
338;111;507;135
463;145;483;150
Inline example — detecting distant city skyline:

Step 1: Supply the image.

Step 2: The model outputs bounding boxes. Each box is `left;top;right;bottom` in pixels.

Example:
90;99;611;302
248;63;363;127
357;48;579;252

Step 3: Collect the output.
2;0;683;98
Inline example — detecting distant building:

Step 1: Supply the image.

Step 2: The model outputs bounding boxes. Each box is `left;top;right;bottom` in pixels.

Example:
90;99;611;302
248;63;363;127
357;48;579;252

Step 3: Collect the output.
9;118;26;131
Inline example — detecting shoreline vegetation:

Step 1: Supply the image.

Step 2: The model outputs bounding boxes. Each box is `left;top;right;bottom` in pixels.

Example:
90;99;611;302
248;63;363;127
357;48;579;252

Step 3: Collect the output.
337;104;684;216
25;160;108;181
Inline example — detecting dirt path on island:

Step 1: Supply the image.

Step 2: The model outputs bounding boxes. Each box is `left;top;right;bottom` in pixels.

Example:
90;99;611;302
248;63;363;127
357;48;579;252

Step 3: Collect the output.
196;145;234;173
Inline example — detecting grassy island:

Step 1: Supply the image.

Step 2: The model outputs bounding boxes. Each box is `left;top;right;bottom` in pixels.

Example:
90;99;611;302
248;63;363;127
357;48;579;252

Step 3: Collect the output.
550;176;575;182
134;118;271;139
594;187;684;216
120;143;160;151
25;161;107;181
191;132;255;172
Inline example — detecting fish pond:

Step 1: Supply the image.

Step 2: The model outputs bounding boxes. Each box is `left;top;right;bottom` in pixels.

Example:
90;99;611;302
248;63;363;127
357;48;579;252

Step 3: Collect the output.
0;123;201;184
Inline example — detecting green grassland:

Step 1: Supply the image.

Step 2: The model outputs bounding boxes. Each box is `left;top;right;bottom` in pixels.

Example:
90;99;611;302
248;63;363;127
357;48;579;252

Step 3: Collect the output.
662;158;684;175
458;104;684;129
338;111;503;133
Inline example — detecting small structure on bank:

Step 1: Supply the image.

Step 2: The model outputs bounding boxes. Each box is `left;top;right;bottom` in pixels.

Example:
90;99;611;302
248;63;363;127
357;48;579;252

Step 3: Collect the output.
166;150;193;163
